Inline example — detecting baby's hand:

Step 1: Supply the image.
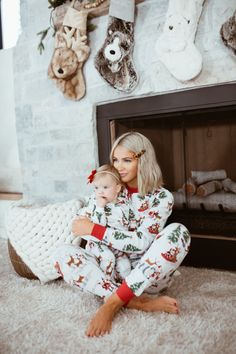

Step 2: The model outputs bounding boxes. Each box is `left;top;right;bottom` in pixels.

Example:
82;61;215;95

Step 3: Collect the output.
96;196;108;208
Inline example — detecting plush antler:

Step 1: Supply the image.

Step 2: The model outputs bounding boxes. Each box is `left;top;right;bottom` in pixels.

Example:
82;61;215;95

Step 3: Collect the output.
61;26;77;48
71;28;90;62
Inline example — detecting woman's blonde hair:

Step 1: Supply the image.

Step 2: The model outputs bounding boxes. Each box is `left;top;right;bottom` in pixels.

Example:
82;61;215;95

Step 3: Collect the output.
110;132;163;195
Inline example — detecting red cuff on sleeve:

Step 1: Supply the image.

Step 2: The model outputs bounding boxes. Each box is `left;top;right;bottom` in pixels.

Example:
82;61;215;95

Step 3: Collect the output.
91;224;106;240
116;281;135;304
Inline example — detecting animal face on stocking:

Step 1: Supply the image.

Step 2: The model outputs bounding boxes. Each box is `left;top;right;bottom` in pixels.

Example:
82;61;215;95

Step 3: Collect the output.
97;17;134;74
221;10;236;54
48;26;90;100
50;47;79;80
94;15;138;92
104;31;132;73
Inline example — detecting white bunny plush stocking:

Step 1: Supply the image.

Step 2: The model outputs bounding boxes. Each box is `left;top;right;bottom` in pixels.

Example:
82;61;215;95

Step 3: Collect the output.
156;0;205;82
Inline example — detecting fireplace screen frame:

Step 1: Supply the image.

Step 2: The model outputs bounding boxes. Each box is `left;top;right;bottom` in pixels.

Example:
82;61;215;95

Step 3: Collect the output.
96;83;236;270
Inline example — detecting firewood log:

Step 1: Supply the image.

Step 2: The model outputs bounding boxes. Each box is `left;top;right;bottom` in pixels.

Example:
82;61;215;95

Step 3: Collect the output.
191;170;227;185
222;178;236;194
196;180;222;197
172;191;236;212
181;177;196;196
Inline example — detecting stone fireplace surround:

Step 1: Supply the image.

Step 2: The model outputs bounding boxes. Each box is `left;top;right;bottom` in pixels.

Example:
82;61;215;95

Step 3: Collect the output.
13;0;236;203
96;83;236;270
10;0;236;267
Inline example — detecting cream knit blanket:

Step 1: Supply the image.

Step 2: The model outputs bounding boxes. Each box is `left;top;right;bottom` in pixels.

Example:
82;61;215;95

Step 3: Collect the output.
5;199;84;283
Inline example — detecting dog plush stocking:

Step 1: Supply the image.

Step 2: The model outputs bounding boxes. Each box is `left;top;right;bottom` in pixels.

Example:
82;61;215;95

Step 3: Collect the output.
48;5;90;100
94;0;138;92
156;0;205;82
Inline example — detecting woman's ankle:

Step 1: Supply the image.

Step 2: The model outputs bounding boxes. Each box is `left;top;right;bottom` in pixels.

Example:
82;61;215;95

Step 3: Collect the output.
126;294;151;310
105;293;125;311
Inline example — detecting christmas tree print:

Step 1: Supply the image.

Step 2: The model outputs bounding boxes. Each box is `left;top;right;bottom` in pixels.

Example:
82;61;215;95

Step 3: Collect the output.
137;194;145;201
95;211;103;224
123;244;141;252
97;242;106;253
183;230;190;243
137;231;143;239
92;203;96;213
130;281;145;293
114;231;131;240
121;209;129;227
152;197;160;207
129;208;135;221
104;205;112;216
168;225;182;243
159;191;167;199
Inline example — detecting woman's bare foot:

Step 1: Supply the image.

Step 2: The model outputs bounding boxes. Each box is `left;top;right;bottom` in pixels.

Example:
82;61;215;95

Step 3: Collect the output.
86;293;124;337
127;294;179;314
86;294;179;337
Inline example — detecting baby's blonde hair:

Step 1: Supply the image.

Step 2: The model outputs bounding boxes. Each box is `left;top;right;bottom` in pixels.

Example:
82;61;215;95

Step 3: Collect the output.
110;132;163;195
94;164;123;186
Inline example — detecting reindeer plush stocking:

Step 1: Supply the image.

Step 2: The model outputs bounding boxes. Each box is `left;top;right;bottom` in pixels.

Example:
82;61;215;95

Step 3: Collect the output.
94;0;138;92
156;0;205;82
48;4;90;100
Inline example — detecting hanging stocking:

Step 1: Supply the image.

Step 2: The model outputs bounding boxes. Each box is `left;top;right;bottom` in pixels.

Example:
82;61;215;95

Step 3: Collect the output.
156;0;205;82
48;2;90;100
94;0;138;92
220;10;236;55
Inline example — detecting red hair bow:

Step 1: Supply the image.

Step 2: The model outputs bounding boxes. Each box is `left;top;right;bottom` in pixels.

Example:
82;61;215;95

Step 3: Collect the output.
87;169;97;184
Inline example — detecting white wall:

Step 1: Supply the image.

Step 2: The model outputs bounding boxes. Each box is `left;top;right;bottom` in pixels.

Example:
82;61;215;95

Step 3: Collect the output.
0;48;22;193
0;49;22;240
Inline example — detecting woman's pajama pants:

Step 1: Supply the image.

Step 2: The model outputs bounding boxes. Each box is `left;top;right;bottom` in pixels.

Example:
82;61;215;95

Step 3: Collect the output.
52;223;190;300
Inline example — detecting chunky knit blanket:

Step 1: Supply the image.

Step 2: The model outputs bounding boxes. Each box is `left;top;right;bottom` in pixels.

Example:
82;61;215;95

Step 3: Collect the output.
5;199;84;283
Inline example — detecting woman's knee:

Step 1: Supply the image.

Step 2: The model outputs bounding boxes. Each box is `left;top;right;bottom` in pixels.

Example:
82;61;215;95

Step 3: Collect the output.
164;222;188;233
161;223;191;243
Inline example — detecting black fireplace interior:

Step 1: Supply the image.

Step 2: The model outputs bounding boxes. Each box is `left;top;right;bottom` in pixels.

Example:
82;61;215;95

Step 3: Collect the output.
96;84;236;270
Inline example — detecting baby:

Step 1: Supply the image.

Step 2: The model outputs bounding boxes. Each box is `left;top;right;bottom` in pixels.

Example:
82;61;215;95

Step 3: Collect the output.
76;164;132;281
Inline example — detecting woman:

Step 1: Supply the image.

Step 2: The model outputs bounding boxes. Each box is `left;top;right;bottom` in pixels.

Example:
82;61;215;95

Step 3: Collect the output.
54;132;191;337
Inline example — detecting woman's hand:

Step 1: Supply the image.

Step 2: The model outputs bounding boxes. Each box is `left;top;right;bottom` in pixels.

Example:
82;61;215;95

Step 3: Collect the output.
72;216;94;236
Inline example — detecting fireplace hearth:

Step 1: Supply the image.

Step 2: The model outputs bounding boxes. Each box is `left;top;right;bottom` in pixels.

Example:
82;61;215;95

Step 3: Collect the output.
96;83;236;270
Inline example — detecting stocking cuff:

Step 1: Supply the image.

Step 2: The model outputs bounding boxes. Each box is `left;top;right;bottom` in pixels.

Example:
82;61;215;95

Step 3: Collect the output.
63;7;87;31
109;0;135;23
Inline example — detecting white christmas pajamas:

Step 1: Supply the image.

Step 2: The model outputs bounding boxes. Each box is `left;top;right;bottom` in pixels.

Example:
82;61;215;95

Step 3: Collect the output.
76;194;132;280
53;188;191;303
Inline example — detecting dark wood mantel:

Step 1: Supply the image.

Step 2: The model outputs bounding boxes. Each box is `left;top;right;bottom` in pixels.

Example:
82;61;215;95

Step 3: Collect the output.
96;83;236;165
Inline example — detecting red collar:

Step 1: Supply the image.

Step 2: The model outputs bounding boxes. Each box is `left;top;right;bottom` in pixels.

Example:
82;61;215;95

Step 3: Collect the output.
126;185;138;195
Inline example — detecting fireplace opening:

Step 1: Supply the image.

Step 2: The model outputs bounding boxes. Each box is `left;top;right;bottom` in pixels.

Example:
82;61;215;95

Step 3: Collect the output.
110;106;236;238
96;84;236;269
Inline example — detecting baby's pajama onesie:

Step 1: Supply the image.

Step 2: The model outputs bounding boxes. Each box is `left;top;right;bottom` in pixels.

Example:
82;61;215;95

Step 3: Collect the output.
77;194;132;280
